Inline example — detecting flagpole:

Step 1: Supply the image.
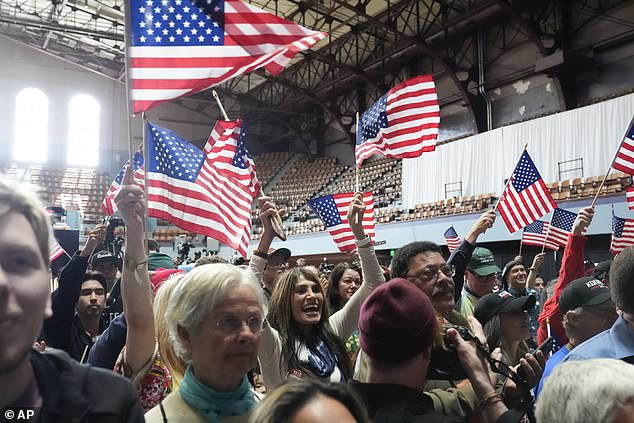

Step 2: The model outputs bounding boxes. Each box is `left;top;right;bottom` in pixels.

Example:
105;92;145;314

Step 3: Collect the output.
142;112;150;244
213;89;286;240
541;213;555;253
591;115;634;207
123;0;136;160
518;229;524;257
355;112;360;224
493;143;529;211
212;90;230;121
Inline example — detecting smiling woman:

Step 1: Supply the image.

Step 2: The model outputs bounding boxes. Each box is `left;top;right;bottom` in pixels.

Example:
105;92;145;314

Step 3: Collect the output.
258;193;386;390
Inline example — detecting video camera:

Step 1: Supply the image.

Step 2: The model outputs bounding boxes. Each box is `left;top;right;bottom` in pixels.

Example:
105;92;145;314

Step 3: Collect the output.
100;216;125;269
426;324;474;381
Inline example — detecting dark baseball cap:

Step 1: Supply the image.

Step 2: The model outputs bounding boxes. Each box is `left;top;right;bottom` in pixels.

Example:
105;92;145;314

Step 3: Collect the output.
91;250;117;267
558;276;611;313
267;247;291;261
474;290;536;326
467;247;501;276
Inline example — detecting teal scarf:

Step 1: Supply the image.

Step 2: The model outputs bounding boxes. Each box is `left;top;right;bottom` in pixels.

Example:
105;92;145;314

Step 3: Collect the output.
179;365;258;422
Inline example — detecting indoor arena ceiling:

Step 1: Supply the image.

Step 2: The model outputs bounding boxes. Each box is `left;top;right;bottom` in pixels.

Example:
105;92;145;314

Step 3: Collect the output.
1;0;633;150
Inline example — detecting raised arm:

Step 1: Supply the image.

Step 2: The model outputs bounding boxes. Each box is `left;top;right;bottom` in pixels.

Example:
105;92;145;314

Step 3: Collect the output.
537;206;594;345
248;196;278;285
43;225;104;350
330;193;385;339
449;210;496;301
116;165;155;374
526;253;545;289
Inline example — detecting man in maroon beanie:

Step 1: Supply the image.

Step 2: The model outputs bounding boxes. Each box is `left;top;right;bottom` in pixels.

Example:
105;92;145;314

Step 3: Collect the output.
349;278;513;423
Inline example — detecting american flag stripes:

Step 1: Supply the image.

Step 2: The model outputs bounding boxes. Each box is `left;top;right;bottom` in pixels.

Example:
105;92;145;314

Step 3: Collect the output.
355;75;439;167
128;0;326;113
497;150;557;233
611;118;634;175
547;208;578;247
610;211;634;254
307;192;375;254
443;226;461;253
101;152;145;215
146;120;260;257
50;239;67;263
522;220;559;251
626;186;634;210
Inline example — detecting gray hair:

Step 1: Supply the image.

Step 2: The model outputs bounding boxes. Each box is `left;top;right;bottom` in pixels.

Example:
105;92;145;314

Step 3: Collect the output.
166;263;266;362
0;179;51;265
561;306;584;340
536;358;634;423
609;246;634;313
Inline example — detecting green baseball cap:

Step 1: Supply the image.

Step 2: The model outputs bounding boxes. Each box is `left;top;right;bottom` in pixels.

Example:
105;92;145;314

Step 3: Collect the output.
467;247;501;276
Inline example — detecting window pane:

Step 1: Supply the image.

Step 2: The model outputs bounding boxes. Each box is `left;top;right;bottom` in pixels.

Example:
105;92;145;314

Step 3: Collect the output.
67;94;100;166
14;88;48;163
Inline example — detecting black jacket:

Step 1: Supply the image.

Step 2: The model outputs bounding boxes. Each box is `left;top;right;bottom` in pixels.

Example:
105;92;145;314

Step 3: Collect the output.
349;380;465;423
30;349;144;423
43;252;107;362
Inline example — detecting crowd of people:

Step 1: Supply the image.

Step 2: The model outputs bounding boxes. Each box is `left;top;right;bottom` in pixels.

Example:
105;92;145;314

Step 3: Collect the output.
2;165;634;423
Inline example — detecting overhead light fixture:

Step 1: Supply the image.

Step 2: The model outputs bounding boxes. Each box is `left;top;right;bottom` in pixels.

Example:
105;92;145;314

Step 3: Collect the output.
341;115;353;125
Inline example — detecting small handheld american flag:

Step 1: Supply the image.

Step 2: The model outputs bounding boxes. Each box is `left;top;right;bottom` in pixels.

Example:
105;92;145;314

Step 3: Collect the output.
443;226;461;253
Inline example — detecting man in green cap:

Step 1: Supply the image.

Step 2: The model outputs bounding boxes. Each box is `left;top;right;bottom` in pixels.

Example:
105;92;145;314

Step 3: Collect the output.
456;247;501;318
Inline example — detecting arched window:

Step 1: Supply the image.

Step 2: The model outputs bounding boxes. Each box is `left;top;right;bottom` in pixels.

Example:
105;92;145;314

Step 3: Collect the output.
14;88;48;163
67;94;100;166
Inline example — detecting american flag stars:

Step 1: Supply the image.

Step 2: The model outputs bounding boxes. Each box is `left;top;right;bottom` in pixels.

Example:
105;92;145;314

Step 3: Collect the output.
311;196;343;227
360;95;389;141
149;126;205;181
132;0;223;46
512;153;541;192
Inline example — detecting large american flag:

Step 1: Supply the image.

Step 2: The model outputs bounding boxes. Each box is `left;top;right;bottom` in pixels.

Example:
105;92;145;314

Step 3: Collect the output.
146;120;260;257
498;150;556;233
522;220;559;251
101;152;145;215
307;192;375;254
612;118;634;175
355;75;439;167
611;212;634;254
443;226;461;253
547;208;578;247
128;0;326;113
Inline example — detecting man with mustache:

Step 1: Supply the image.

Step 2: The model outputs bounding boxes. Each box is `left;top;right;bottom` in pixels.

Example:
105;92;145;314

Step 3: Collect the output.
355;240;544;419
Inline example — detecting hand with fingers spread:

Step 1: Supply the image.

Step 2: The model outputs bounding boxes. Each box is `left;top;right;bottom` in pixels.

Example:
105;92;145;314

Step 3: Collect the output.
347;192;366;240
504;350;546;398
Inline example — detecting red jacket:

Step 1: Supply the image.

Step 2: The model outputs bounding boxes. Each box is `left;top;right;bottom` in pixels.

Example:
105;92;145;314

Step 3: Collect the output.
537;233;586;345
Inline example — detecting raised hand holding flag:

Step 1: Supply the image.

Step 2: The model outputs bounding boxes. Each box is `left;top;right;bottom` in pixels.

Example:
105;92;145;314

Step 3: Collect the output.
496;148;556;233
308;192;375;254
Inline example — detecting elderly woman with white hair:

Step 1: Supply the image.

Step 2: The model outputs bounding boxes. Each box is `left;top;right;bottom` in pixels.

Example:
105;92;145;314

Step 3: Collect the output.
536;358;634;423
145;263;267;422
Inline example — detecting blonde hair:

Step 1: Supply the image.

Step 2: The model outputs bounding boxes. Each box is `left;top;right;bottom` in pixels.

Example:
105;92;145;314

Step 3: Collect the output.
166;263;266;362
0;179;51;265
154;274;186;386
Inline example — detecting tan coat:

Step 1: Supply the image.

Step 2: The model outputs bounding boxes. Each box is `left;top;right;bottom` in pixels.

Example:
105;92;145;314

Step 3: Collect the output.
145;391;251;423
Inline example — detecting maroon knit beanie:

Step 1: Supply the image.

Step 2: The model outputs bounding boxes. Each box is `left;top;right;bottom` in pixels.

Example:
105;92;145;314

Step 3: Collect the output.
359;278;437;363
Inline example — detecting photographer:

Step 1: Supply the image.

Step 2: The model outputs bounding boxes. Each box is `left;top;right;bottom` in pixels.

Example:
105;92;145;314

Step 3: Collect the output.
354;240;544;420
351;277;526;422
